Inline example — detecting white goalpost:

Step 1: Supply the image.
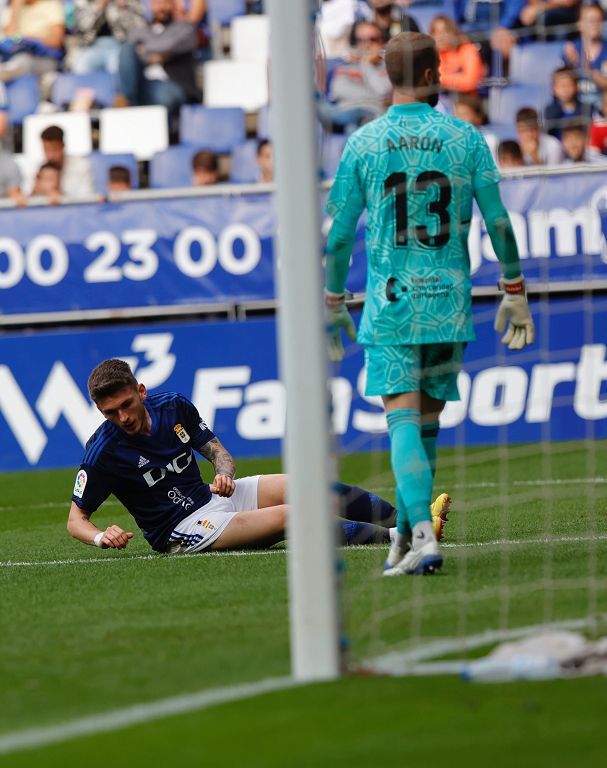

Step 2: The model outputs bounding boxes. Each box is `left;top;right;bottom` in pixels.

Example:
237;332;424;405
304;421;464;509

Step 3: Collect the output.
267;0;342;681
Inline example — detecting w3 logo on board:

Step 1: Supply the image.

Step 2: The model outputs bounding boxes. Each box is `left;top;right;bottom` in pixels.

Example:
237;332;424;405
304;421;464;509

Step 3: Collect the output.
143;452;193;488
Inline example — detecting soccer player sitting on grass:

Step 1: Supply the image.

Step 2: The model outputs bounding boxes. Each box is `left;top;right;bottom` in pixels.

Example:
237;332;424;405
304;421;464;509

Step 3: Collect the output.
324;32;534;576
67;359;451;553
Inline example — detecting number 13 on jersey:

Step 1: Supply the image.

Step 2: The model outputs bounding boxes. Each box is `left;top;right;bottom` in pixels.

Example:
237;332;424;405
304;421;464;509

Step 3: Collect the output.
384;171;452;250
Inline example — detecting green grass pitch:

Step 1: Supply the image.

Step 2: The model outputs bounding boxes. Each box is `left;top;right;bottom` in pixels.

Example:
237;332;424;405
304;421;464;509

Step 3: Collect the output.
1;441;606;765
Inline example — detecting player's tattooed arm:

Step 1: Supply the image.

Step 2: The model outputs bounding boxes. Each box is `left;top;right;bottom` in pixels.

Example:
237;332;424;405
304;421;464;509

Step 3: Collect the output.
200;437;236;497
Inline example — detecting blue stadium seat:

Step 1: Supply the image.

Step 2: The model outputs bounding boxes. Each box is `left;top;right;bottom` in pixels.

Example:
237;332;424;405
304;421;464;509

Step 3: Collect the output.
488;83;552;126
324;57;346;97
257;104;271;139
319;133;347;180
207;0;246;26
509;40;564;87
90;152;140;193
51;72;116;109
6;75;40;125
179;105;246;153
409;1;455;32
229;140;260;183
149;145;201;189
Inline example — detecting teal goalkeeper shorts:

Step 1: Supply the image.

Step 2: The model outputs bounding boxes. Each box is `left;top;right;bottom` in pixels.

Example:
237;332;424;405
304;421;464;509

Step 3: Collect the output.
364;342;465;401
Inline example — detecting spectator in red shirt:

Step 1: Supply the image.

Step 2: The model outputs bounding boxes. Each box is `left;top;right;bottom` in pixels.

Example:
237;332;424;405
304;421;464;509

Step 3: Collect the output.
429;14;485;95
590;89;607;154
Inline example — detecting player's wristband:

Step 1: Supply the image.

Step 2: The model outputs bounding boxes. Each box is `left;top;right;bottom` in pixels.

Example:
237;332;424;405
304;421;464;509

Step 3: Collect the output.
498;275;526;295
93;532;104;548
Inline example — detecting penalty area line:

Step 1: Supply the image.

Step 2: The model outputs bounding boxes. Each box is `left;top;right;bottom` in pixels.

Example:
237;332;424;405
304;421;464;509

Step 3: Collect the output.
0;549;285;568
0;676;298;757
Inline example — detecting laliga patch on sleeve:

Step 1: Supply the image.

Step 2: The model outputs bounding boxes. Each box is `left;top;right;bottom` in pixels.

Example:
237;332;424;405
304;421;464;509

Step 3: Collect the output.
73;469;87;499
199;419;208;431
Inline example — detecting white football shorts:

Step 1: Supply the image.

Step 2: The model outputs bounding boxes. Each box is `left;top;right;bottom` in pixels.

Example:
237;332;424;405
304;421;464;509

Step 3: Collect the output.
167;475;260;554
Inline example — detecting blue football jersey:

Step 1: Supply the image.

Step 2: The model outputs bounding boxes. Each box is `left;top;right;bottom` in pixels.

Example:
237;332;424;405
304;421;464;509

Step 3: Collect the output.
72;392;216;552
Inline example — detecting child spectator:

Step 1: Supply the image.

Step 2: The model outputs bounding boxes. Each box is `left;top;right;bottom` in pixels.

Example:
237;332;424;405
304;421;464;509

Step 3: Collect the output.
31;161;61;197
453;93;499;158
256;139;273;183
40;125;95;197
497;139;525;168
544;67;592;138
515;106;564;165
563;2;607;110
0;0;65;83
108;165;133;192
192;150;219;186
561;119;607;162
429;14;485;95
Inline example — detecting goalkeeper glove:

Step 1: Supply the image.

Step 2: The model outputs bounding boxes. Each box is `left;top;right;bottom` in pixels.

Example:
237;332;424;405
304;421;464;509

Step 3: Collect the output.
325;290;357;362
494;275;535;350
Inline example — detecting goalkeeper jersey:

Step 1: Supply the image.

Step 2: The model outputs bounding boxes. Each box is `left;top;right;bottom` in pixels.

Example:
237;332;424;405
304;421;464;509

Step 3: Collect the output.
327;102;501;345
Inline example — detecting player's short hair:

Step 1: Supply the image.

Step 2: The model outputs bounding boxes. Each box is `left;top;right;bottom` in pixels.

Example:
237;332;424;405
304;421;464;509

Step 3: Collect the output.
257;138;271;155
384;32;438;90
40;125;64;144
88;359;138;402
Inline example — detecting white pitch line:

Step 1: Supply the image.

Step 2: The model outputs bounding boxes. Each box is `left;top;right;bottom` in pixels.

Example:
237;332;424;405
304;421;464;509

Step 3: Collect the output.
2;533;606;569
0;549;284;568
0;675;298;757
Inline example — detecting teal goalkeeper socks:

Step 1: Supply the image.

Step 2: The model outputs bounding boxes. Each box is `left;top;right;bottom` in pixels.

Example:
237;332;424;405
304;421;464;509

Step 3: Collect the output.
421;422;440;481
387;409;433;534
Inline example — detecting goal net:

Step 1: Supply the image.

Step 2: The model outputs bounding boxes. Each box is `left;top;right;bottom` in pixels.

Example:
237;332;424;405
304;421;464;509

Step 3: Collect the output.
312;2;607;676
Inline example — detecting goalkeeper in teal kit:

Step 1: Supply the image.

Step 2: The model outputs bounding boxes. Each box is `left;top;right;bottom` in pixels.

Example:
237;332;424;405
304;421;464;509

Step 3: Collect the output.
325;32;535;576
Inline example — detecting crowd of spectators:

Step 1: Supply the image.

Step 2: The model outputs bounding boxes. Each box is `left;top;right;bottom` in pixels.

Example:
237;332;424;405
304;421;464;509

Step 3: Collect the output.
1;1;607;206
318;0;607;171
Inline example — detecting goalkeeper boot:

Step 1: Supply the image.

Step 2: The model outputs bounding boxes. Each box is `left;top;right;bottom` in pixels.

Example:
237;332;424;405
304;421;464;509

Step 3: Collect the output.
383;529;410;571
431;493;451;542
383;522;443;576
